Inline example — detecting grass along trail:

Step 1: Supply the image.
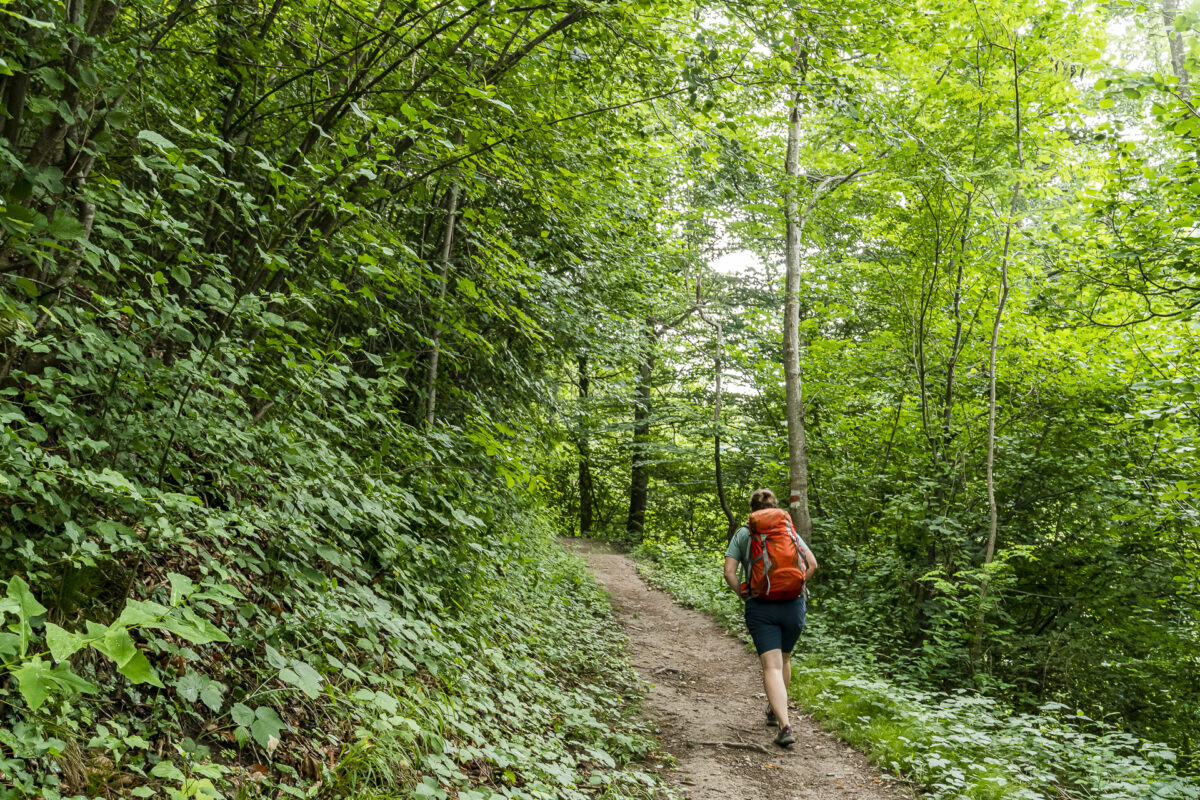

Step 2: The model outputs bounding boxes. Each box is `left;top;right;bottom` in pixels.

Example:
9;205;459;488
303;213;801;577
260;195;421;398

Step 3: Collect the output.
568;540;912;800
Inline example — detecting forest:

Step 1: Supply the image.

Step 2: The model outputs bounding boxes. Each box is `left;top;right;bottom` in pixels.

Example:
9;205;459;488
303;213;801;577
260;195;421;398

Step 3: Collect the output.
0;0;1197;797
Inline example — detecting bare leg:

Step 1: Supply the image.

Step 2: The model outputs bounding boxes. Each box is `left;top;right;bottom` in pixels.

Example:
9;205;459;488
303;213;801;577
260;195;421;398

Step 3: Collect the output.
760;649;790;729
782;650;792;698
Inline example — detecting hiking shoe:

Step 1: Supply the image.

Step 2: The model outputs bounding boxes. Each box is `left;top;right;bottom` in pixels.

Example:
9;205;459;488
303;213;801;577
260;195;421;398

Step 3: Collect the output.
765;704;778;727
774;725;796;747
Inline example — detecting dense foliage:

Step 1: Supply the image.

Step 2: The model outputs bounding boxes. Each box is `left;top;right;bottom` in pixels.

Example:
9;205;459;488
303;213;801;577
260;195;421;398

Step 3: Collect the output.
634;542;1197;800
0;0;688;796
549;0;1200;781
2;0;1199;796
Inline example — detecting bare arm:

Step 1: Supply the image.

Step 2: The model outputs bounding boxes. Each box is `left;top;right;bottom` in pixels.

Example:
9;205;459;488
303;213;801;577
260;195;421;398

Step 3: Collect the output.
801;543;819;580
723;556;741;595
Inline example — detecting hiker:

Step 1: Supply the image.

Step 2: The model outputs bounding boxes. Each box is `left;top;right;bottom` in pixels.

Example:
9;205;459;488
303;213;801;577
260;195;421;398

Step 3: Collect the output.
723;488;817;748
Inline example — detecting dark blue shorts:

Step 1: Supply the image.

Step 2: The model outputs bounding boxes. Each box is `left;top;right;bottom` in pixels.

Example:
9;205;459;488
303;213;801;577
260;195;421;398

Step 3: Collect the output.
744;596;806;655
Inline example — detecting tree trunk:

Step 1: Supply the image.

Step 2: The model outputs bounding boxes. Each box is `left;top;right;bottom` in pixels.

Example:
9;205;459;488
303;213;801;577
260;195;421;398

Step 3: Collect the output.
626;326;655;540
782;87;814;543
577;353;594;536
975;36;1023;668
941;224;968;456
702;312;737;538
974;202;1012;669
424;181;461;427
1163;0;1192;102
982;222;1011;573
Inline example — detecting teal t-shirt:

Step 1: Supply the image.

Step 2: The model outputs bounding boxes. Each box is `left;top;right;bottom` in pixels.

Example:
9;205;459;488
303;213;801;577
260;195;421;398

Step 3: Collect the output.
725;525;752;574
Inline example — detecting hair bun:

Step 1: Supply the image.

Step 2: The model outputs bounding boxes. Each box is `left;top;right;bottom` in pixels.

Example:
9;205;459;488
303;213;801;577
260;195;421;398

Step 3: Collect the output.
749;488;778;511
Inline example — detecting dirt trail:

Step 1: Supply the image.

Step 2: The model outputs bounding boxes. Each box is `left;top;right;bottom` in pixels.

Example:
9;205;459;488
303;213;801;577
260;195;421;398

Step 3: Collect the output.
568;540;911;800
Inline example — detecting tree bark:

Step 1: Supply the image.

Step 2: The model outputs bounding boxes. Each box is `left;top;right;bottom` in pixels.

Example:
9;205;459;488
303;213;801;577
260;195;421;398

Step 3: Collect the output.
1162;0;1192;102
712;324;736;539
577;353;594;536
982;218;1011;571
424;180;461;427
700;309;736;537
783;85;814;543
975;35;1024;667
626;326;655;540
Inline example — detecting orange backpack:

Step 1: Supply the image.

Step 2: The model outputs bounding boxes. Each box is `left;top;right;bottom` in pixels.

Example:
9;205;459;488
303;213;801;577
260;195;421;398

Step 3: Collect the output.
741;509;808;600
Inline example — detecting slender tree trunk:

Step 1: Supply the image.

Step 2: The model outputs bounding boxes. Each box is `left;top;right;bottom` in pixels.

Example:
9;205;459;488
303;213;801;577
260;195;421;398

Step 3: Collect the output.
942;245;967;453
701;310;736;537
1163;0;1192;102
982;224;1011;572
424;181;461;427
975;36;1024;668
809;400;825;518
783;86;814;543
626;326;655;540
577;353;594;536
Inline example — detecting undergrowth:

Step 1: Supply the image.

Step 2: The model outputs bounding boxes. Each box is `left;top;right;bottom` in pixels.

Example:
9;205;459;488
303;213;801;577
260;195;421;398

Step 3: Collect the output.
317;530;668;800
631;538;1199;800
0;441;668;800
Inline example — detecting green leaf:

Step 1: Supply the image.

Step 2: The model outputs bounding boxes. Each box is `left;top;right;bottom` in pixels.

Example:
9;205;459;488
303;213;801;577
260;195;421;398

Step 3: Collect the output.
118;650;164;687
175;670;207;703
155;609;229;645
13;658;96;710
47;213;85;240
93;468;140;496
0;632;20;659
45;623;86;662
414;777;445;799
150;760;186;782
170;265;192;288
199;681;225;712
93;626;138;667
13;277;39;299
279;660;323;699
264;643;287;670
137;129;178;150
168;573;196;606
89;624;163;686
249;706;285;751
116;599;170;628
12;658;56;710
0;8;55;28
231;702;255;728
6;576;46;656
7;576;46;620
49;662;99;696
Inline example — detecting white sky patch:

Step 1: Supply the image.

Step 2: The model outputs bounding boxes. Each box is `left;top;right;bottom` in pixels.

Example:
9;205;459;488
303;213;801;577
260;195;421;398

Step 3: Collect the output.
711;249;763;276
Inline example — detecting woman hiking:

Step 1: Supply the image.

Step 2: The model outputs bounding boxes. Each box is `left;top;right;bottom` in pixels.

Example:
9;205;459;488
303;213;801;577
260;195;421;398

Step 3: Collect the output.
723;488;818;748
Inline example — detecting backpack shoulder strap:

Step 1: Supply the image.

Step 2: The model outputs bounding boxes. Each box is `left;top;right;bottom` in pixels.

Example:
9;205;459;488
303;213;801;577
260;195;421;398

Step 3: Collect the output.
783;519;809;571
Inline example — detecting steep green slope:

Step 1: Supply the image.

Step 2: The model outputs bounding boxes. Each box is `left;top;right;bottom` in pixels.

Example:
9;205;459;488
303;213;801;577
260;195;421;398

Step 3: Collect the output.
1;494;665;799
0;0;690;796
